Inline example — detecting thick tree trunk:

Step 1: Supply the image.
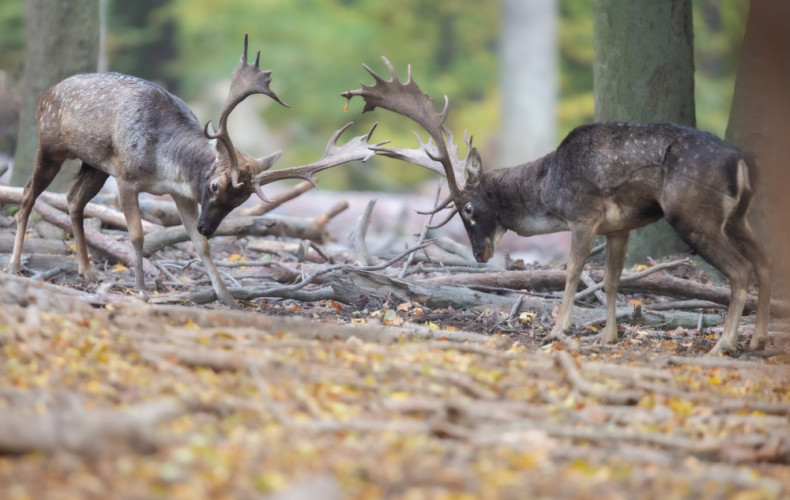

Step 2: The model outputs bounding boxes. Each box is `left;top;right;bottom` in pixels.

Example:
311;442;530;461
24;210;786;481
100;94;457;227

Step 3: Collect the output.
593;0;696;266
499;0;557;167
725;0;790;291
12;0;99;189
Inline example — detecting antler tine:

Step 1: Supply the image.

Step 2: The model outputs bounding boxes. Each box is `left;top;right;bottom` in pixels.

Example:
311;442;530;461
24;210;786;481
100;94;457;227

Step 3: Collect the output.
342;57;460;196
204;34;289;188
415;193;454;215
426;206;458;230
251;122;382;202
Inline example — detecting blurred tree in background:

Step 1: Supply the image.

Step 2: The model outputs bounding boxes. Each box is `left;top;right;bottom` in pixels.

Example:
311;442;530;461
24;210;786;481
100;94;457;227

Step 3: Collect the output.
0;0;747;190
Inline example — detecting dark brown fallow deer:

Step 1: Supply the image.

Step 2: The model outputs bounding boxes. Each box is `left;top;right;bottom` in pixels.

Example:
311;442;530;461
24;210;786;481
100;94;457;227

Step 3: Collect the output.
9;35;379;308
342;58;771;355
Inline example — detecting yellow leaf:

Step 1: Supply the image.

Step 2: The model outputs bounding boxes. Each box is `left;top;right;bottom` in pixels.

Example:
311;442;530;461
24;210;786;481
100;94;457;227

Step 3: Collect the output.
111;263;129;272
427;321;440;330
69;243;77;253
396;301;413;312
628;299;643;306
184;318;199;329
228;253;246;262
519;312;537;325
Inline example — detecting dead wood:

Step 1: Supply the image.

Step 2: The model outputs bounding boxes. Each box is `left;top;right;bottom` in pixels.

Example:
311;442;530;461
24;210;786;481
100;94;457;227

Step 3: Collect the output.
0;398;189;455
330;269;548;314
352;199;376;266
554;351;643;405
0;254;77;279
0;233;69;255
0;186;162;233
142;211;342;255
31;199;158;276
246;239;328;263
422;269;786;316
575;258;692;301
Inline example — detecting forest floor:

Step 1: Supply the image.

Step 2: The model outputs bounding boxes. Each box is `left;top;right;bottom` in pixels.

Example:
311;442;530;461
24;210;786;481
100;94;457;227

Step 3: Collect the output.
0;194;789;500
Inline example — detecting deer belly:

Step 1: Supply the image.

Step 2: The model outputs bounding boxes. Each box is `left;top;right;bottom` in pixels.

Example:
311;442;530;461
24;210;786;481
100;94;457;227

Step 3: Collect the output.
598;199;662;233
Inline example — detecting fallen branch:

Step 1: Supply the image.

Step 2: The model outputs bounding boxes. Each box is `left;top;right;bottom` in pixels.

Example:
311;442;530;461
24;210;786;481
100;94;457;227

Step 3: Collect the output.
554;350;643;405
0;186;162;233
31;199;158;277
331;268;547;313
423;269;784;316
575;258;692;301
142;210;345;255
0;398;189;455
352;199;376;266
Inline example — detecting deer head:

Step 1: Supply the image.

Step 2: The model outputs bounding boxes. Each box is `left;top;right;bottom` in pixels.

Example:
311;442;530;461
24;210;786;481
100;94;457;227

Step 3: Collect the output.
341;58;501;261
197;35;380;237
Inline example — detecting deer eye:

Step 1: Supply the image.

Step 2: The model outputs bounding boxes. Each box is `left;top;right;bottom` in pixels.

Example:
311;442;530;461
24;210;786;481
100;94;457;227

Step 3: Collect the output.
210;181;220;193
464;203;474;216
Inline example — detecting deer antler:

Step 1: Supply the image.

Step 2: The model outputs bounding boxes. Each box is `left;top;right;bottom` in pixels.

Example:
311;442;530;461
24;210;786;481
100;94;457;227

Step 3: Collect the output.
251;122;383;202
341;57;469;225
204;33;288;188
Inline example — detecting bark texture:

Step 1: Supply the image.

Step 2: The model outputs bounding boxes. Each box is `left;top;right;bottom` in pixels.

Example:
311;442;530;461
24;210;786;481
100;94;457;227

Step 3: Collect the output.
12;0;99;188
593;0;695;265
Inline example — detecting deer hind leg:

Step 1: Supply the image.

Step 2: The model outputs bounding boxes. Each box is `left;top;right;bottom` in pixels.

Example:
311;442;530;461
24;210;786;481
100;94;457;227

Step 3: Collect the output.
9;148;67;275
666;214;752;356
602;230;630;343
727;218;771;350
545;223;598;342
67;163;109;283
171;195;236;308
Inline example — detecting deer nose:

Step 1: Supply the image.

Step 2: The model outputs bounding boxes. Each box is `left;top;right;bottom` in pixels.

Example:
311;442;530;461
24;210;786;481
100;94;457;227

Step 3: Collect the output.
197;221;214;237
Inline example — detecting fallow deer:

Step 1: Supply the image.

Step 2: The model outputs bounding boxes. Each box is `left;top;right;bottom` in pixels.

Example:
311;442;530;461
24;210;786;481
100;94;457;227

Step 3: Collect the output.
9;35;379;308
342;58;770;355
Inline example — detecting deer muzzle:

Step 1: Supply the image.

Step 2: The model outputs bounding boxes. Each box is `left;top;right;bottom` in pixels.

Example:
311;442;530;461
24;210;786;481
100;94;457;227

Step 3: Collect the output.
472;240;494;263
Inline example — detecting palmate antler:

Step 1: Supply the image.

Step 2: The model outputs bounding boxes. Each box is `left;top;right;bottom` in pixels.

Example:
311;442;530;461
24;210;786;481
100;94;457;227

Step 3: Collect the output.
251;122;383;202
204;33;288;188
341;57;471;226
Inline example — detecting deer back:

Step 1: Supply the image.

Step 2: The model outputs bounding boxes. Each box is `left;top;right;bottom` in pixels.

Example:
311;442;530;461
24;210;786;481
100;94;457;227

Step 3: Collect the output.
37;73;219;192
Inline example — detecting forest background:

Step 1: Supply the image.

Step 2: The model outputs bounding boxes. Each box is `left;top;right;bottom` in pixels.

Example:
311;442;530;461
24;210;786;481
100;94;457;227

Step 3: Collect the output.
0;0;747;192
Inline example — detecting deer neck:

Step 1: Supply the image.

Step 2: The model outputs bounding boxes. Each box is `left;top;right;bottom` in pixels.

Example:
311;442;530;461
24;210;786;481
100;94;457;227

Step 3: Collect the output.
157;129;217;200
482;153;569;236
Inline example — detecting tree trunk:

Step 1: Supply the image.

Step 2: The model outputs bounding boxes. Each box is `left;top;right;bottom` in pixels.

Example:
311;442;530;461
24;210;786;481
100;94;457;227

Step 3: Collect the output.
724;0;790;291
499;0;557;167
593;0;696;266
12;0;99;189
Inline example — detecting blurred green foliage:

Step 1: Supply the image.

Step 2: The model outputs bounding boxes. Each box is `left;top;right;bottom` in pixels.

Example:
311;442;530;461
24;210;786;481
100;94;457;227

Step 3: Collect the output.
0;0;747;190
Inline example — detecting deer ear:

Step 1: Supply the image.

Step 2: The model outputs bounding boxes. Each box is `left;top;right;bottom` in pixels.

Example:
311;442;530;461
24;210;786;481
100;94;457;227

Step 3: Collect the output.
464;147;484;188
208;137;220;157
254;150;282;175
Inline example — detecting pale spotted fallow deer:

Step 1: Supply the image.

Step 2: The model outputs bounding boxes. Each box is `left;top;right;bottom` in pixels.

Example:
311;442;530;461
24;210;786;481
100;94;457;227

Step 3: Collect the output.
342;58;770;355
9;35;379;307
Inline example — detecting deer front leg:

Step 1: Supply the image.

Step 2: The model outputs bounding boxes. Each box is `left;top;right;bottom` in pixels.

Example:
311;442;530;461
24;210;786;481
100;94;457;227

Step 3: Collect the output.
544;224;598;343
601;230;630;343
172;195;237;308
117;185;147;290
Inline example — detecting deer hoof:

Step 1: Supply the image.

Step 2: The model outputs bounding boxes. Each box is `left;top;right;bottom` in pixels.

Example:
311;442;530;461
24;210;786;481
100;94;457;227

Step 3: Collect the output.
707;339;736;357
749;335;766;351
80;270;100;284
601;328;619;344
7;263;20;275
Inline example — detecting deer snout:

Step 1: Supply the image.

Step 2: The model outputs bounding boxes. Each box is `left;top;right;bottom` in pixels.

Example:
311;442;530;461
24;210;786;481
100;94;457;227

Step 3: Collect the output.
197;219;218;238
473;241;494;263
